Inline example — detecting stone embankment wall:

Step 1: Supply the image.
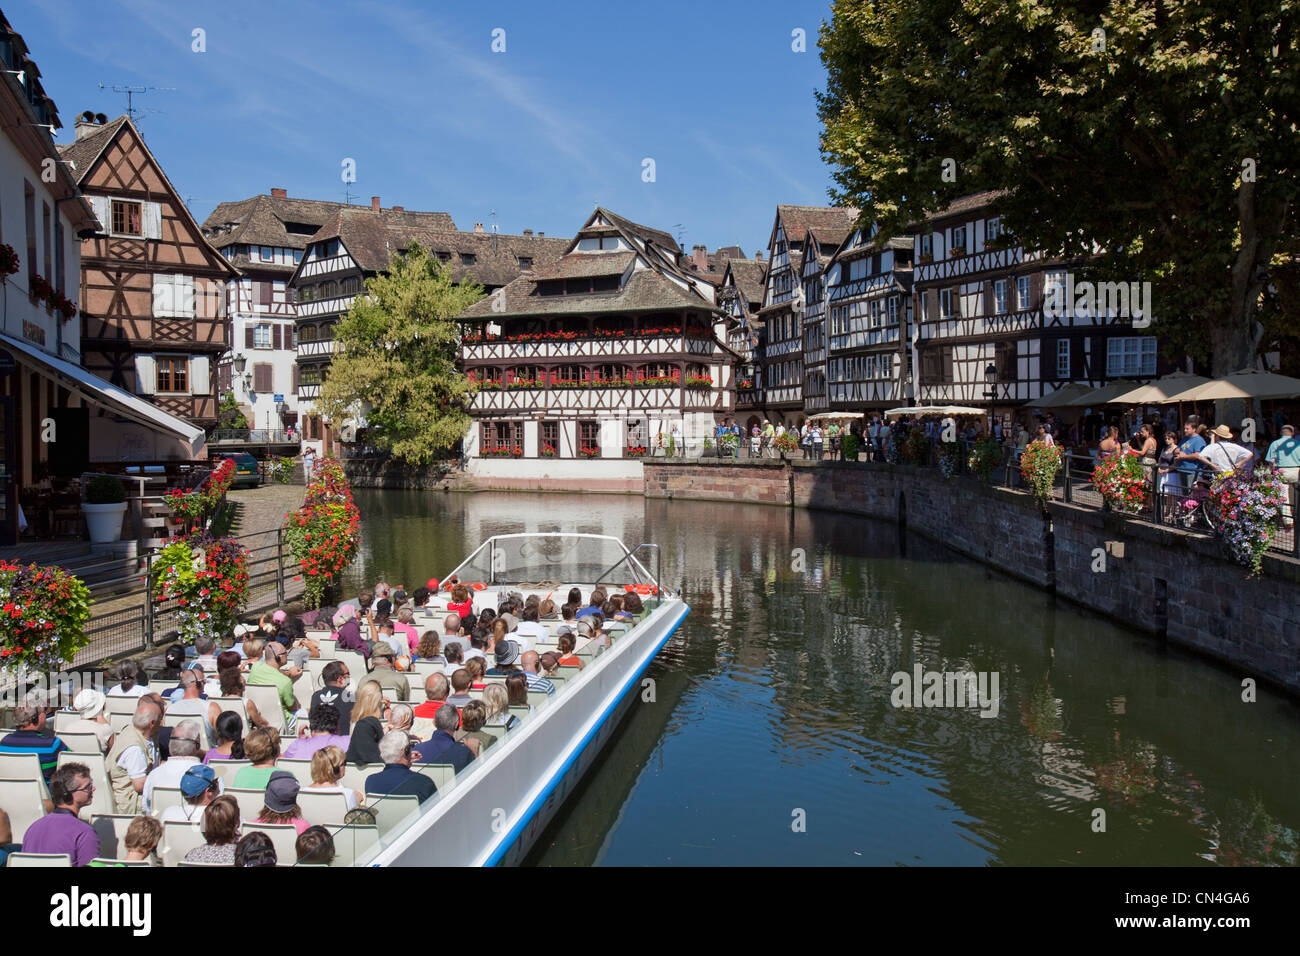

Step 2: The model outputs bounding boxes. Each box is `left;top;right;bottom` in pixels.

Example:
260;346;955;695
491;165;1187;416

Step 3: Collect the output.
643;459;1300;694
342;459;461;490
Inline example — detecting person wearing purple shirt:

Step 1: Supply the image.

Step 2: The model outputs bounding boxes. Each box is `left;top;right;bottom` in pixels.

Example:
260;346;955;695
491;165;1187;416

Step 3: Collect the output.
283;704;351;760
21;762;99;866
332;605;370;659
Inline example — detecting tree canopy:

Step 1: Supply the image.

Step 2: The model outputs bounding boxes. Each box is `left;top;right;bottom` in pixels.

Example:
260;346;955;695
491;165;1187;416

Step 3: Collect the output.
318;244;484;463
817;0;1300;377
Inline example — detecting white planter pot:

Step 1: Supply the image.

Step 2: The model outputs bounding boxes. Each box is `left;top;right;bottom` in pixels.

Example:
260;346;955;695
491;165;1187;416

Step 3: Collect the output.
82;501;128;543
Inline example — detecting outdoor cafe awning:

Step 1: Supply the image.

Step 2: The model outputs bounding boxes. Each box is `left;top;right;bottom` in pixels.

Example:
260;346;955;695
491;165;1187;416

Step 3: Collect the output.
1022;383;1094;409
1067;379;1143;407
882;405;988;418
0;332;206;448
1107;371;1210;405
1163;368;1300;402
806;411;863;421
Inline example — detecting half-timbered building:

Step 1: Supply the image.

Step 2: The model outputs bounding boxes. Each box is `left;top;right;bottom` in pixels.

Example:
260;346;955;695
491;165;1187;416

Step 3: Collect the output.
59;114;237;442
823;226;915;412
910;191;1171;423
201;190;346;441
797;220;858;415
753;205;858;425
457;208;736;484
288;204;568;456
718;256;766;425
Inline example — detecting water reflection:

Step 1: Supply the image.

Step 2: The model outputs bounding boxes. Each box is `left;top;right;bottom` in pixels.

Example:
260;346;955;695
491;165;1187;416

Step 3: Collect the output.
345;490;1300;866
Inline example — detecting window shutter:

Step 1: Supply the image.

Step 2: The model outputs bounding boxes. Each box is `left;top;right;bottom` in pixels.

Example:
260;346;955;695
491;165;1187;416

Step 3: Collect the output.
984;282;994;317
1031;272;1045;313
244;324;255;348
254;363;273;394
259;281;272;307
218;361;231;392
292;365;300;393
273;324;282;350
927;290;939;321
89;196;110;234
134;355;156;395
142;202;162;240
152;274;174;318
178;275;195;317
191;355;210;395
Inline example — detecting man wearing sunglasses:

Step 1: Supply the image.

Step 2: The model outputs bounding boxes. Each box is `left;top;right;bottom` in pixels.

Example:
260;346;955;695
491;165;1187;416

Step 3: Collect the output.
20;762;99;866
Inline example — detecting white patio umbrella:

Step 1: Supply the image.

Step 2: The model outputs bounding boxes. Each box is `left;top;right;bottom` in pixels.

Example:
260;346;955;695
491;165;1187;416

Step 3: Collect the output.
1107;371;1211;405
1163;368;1300;402
882;405;988;418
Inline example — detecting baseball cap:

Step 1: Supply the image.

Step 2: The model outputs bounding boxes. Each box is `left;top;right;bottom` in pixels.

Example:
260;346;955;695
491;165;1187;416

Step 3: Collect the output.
272;610;287;624
264;771;301;813
179;764;218;798
370;641;395;661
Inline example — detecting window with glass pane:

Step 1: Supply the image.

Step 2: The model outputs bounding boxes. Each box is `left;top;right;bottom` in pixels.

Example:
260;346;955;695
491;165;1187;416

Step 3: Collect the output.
1106;336;1157;376
578;421;600;449
540;421;559;452
254;324;271;348
919;234;932;258
1056;339;1070;378
994;280;1007;315
156;356;188;393
1044;271;1068;314
985;217;1001;241
950;225;966;251
111;200;142;236
940;289;953;318
1017;276;1032;310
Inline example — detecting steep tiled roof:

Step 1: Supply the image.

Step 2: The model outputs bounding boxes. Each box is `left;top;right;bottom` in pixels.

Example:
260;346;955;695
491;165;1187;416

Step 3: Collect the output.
532;251;635;279
919;190;1006;223
597;207;680;254
724;259;767;308
56;115;129;181
1;9;63;133
200;194;350;252
777;205;860;246
461;267;715;319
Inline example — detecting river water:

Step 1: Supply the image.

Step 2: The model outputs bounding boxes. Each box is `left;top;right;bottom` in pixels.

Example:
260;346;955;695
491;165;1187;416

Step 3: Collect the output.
343;489;1300;866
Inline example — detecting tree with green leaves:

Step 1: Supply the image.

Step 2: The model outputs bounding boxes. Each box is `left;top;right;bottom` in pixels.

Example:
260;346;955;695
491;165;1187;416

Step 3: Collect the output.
319;244;485;463
817;1;1300;395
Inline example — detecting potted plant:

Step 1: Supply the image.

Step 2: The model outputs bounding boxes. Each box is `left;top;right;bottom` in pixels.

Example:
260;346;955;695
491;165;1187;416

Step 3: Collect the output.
773;432;799;459
718;433;740;458
83;474;128;543
0;243;19;276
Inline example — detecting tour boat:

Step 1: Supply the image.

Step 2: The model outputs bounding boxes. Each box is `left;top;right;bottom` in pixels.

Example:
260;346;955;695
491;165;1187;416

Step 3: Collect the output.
360;533;689;866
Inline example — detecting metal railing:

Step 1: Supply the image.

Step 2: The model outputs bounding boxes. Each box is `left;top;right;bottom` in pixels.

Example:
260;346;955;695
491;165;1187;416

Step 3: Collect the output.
210;429;298;443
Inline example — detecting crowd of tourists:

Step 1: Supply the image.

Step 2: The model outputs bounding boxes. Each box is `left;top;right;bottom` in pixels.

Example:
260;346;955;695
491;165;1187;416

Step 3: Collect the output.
0;579;641;867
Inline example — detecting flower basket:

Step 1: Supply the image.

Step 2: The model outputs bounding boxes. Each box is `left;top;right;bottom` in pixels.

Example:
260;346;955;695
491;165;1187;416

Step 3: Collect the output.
0;243;20;277
624;446;648;458
28;273;53;304
1209;468;1287;575
284;458;360;609
540;445;556;457
1091;451;1147;513
579;445;602;459
966;437;1003;484
150;533;251;644
0;560;93;670
773;433;799;457
1019;442;1062;504
937;440;960;478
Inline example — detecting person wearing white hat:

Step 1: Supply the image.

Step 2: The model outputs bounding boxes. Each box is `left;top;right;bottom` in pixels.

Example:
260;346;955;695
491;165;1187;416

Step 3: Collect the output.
66;688;114;754
1178;423;1253;476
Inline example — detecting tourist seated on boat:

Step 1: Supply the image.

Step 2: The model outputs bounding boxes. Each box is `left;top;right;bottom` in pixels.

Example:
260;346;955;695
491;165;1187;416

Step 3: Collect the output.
97;814;161;866
442;642;466;677
66;688;114;754
248;640;303;729
622;592;644;616
0;693;68;786
296;825;336;866
284;703;350;759
257;771;311;835
161;763;220;824
391;588;409;612
304;745;361;810
539;652;561;679
193;635;220;676
413;704;474;772
276;616;319;668
21;762;98;866
366;731;437;804
369;632;411;703
477;607;496;631
112;659;149;698
393;607;421;655
346;681;389;765
576;589;606;620
447;670;474;708
464;656;488;690
514;605;547;648
0;810;18;867
489;616;511;648
310;660;355;728
557;633;582;669
560;602;578;627
465;626;489;663
413;673;451;720
388;702;417;742
142;719;205;814
333;604;369;660
166;669;209;727
203;711;245;764
233;728;281;790
578;615;608;648
538;598;558;620
482;684;518;731
520;651;555;695
416;631;446;665
235;831;278;867
456;701;495;757
447;583;474;621
506;674;530;712
566;587;583;607
209;651;269;733
488;640;523;676
443;613;470;655
604;594;634;623
184;795;240;865
411;586;430;610
370;583;390;613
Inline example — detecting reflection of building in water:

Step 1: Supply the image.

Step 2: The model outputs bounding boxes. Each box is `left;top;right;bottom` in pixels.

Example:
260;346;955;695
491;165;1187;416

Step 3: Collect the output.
456;493;643;552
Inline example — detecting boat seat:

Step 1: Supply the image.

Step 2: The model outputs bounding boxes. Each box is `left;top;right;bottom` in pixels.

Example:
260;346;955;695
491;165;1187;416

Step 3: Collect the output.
7;852;71;867
275;759;315;786
57;751;113;817
363;793;422;835
225;787;269;821
0;777;46;841
411;762;456;792
160;819;209;866
207;759;251;782
91;813;137;858
242;821;300;865
150;785;184;818
296;788;352;826
326;823;379;867
105;695;141;716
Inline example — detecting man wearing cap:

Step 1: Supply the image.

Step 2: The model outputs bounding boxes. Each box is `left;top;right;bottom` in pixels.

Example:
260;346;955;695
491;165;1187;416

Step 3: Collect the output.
160;763;222;824
1266;424;1300;527
249;641;302;727
366;731;437;804
366;641;410;700
486;639;522;677
0;692;68;784
142;719;205;814
412;703;474;772
66;688;114;754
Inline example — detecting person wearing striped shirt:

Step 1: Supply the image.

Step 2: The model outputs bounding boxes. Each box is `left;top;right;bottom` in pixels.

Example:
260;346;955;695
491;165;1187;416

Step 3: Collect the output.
520;651;555;696
0;695;67;784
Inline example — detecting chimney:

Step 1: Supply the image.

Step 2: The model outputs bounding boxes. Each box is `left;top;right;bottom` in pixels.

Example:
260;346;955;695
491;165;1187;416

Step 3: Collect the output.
391;205;404;212
74;114;100;140
692;244;709;272
270;187;287;199
473;222;484;233
538;232;544;237
523;228;533;237
754;250;764;261
371;196;381;212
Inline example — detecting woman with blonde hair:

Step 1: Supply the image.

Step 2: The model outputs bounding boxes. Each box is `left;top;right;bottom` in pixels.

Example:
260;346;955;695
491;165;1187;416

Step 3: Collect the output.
415;631;445;665
304;745;362;810
482;682;519;732
464;656;487;690
344;680;388;765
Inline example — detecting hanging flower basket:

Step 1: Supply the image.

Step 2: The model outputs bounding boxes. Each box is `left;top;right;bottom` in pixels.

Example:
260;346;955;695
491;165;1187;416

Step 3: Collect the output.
0;560;93;670
966;437;1003;483
1091;451;1147;513
1019;442;1063;504
1209;467;1287;575
283;458;360;609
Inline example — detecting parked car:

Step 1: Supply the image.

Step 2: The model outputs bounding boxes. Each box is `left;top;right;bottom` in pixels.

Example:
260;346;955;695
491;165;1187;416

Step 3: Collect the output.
214;452;261;489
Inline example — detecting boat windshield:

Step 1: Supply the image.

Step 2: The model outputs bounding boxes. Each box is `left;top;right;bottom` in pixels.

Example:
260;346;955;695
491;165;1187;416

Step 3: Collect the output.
442;533;660;591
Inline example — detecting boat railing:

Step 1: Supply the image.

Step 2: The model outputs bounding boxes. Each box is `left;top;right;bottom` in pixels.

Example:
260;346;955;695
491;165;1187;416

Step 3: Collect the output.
440;533;665;596
592;542;661;595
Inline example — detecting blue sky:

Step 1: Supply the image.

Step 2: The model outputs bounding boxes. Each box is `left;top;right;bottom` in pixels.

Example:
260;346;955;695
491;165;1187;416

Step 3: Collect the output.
23;0;837;255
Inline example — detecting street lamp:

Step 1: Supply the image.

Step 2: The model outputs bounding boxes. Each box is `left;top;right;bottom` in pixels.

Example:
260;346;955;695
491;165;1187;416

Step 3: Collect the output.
984;363;998;436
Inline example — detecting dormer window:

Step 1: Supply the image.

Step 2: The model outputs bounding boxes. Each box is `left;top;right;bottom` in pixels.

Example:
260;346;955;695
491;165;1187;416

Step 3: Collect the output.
517;256;533;269
461;253;476;265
